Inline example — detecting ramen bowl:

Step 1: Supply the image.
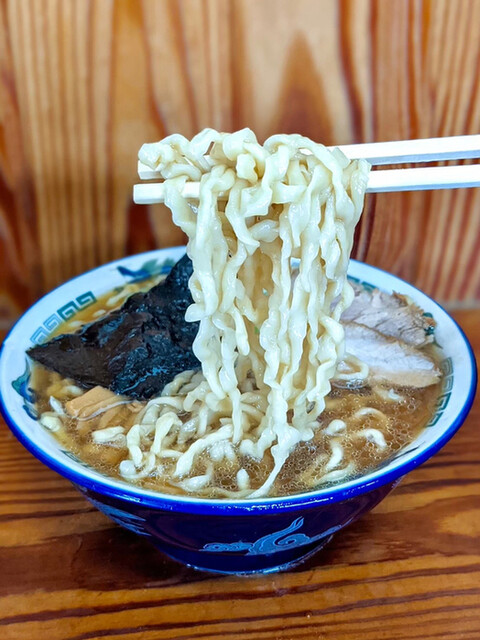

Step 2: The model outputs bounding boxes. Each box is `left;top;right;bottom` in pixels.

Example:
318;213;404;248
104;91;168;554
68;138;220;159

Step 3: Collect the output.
0;247;476;574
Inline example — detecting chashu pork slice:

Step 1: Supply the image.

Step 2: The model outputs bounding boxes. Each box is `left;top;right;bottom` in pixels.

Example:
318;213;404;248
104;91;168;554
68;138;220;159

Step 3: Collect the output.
342;286;435;347
344;321;441;388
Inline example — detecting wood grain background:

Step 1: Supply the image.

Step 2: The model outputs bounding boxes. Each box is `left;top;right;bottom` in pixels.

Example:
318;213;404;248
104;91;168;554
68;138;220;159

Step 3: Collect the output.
1;0;480;330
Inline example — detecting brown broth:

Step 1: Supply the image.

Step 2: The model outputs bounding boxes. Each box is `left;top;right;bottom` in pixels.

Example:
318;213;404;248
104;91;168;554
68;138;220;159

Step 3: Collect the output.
31;280;443;498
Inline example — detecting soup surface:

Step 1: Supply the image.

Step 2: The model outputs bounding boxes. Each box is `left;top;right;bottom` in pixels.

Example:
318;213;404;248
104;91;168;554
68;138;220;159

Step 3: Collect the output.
31;278;443;499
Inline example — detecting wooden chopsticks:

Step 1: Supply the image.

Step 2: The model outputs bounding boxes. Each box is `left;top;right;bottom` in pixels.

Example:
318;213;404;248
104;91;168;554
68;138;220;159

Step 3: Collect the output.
134;134;480;203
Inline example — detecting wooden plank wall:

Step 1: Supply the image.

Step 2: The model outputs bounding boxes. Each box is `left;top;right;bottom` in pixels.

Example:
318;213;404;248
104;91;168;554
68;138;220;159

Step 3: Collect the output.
1;0;480;329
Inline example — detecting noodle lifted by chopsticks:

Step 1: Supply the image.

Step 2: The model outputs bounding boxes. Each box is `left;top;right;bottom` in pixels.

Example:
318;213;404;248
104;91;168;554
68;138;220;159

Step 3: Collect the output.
129;128;370;497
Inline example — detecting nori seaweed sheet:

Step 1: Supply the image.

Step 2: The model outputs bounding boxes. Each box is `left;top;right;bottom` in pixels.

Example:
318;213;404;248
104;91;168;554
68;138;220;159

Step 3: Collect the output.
28;254;200;399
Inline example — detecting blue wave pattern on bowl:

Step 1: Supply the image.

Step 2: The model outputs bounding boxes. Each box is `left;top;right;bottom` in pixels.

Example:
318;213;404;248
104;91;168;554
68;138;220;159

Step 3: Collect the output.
86;494;151;536
11;359;38;420
426;357;453;427
117;256;176;283
29;291;97;345
202;515;352;555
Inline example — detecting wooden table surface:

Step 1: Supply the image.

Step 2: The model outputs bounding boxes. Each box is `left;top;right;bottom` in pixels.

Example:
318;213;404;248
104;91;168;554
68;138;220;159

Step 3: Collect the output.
0;310;478;640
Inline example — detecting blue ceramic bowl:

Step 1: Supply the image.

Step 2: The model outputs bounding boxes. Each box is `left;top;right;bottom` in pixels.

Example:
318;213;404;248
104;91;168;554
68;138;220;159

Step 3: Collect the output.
0;248;476;574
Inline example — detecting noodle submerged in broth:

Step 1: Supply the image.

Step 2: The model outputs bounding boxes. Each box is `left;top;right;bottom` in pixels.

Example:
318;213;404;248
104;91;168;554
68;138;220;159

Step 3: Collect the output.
31;129;443;498
33;354;441;498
